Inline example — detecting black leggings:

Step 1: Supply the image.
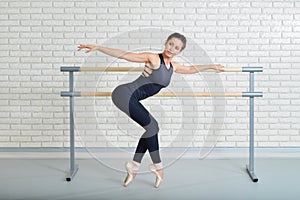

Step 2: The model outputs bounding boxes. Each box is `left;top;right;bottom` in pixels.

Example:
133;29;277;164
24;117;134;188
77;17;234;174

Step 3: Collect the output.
112;84;161;164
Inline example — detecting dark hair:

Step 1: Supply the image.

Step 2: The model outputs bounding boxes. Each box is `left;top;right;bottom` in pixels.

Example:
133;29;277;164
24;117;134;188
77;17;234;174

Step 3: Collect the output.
166;32;187;51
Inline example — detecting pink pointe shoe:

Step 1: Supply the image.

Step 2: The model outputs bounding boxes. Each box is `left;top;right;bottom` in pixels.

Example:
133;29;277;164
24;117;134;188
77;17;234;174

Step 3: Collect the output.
124;161;140;187
149;163;164;188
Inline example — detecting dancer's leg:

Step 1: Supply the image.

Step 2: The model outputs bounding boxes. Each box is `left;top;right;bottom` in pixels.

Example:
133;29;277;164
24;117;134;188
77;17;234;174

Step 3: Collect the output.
127;96;161;163
112;85;163;187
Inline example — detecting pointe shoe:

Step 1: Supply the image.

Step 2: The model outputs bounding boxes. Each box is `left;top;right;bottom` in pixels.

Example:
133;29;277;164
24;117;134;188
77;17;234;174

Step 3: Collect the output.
149;163;163;188
124;161;140;187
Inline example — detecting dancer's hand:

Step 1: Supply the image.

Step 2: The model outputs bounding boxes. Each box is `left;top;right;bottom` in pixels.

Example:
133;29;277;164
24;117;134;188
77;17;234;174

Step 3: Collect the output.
77;44;98;53
212;64;224;72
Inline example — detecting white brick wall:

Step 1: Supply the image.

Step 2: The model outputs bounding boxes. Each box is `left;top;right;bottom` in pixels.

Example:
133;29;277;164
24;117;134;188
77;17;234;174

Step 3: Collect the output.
0;0;299;149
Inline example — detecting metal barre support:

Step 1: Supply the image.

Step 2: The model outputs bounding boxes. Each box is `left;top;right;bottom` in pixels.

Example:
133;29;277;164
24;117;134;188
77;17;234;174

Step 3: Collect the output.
61;66;80;72
242;67;263;72
61;91;81;97
65;71;79;182
246;71;259;182
60;66;263;182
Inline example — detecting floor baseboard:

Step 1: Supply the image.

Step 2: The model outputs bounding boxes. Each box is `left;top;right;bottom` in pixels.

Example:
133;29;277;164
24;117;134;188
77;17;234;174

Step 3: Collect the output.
0;147;300;159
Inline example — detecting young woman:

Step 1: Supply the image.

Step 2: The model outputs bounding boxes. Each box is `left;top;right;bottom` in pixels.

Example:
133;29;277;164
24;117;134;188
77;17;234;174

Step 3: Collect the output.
78;33;224;188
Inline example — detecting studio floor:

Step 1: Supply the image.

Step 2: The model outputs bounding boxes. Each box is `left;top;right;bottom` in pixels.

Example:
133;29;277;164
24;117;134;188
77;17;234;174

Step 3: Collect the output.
0;155;299;200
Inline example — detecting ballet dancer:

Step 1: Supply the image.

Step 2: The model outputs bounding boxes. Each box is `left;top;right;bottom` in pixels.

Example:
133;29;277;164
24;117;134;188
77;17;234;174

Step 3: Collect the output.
78;32;224;188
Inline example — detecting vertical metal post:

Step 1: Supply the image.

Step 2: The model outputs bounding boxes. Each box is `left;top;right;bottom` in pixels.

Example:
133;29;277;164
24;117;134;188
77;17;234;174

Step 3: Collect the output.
66;71;79;182
246;72;258;182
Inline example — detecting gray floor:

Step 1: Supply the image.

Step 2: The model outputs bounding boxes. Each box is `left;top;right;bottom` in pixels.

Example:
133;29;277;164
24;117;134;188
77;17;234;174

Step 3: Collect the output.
0;158;299;200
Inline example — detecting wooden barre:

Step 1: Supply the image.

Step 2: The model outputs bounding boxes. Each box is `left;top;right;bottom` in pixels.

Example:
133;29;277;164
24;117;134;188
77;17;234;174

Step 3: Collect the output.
80;92;243;97
81;67;143;72
79;67;243;72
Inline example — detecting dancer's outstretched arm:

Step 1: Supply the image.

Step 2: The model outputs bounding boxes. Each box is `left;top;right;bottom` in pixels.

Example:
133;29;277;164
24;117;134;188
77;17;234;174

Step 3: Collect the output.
172;62;224;74
78;44;155;63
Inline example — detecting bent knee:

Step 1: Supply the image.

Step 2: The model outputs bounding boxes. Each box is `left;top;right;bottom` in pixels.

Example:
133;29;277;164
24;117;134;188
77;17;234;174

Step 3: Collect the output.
153;120;159;132
144;118;159;133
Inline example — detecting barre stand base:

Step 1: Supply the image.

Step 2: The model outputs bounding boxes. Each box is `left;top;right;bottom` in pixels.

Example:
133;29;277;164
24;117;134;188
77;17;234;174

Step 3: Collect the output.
246;165;258;182
66;164;79;182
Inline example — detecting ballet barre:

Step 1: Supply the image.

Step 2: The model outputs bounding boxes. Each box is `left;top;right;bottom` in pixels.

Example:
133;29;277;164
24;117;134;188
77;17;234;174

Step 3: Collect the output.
60;66;263;182
60;66;263;73
61;91;263;98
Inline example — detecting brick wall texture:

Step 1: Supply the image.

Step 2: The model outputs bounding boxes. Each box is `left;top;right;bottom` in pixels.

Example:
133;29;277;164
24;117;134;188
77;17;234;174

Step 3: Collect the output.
0;0;299;148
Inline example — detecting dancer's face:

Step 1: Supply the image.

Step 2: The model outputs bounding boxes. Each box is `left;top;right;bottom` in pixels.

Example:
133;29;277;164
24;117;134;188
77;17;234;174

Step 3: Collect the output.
164;37;184;58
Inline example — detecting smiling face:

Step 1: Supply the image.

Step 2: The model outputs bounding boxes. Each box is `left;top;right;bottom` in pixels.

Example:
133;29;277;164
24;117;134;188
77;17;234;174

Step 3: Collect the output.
163;37;184;58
